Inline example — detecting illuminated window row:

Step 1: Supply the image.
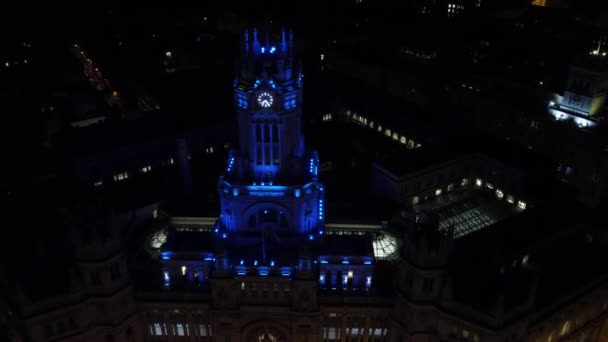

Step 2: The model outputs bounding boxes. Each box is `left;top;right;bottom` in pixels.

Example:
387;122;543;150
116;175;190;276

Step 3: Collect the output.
474;178;527;210
322;327;388;340
174;226;213;232
345;110;421;149
149;322;211;337
324;230;366;236
450;326;480;342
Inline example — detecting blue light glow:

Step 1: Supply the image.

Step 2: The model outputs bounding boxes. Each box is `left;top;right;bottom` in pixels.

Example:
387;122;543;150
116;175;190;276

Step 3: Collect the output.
320;260;328;264
163;271;170;286
240;259;244;265
259;266;269;276
214;228;219;233
236;266;247;276
270;46;276;54
270;260;275;267
254;260;258;266
204;257;214;261
319;199;324;220
319;274;326;285
261;47;265;53
364;260;372;265
308;234;314;240
226;157;235;173
294;189;301;198
319;230;324;235
342;259;350;264
160;251;173;260
280;267;292;277
222;233;227;239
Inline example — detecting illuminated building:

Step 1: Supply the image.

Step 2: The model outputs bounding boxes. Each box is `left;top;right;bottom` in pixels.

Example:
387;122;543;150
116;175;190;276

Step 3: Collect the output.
2;28;608;342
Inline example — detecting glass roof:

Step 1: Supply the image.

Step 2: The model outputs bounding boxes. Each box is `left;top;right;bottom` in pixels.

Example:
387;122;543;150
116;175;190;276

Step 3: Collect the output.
372;233;400;261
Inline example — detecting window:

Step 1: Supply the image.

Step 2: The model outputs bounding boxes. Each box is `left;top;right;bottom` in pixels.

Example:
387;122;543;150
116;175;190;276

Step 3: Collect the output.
174;323;188;336
94;180;103;187
422;278;434;293
447;184;454;191
113;171;128;182
150;323;165;336
199;324;212;336
141;165;151;173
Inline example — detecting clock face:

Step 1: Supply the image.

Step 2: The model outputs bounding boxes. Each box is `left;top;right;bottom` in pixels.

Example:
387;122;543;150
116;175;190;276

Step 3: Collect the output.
257;92;274;108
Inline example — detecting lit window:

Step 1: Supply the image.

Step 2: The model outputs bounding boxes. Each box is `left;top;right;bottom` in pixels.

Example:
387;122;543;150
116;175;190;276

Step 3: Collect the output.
462;329;470;338
507;195;515;203
447;184;454;191
94;180;103;187
486;183;494;189
241;282;246;290
517;200;527;210
475;178;482;187
198;324;212;336
174;323;188;336
461;178;469;186
320;54;325;61
392;132;399;140
165;51;172;58
522;254;529;265
151;323;164;336
496;189;504;199
113;172;128;182
400;136;407;144
141;165;151;173
377;125;382;132
347;271;353;278
412;196;419;205
181;266;187;276
435;188;442;196
385;129;391;137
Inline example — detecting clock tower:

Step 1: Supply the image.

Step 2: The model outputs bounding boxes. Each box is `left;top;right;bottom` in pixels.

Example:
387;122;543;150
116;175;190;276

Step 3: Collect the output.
216;28;324;240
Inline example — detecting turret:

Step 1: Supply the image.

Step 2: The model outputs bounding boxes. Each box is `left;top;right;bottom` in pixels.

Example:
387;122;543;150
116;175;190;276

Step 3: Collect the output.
399;211;453;302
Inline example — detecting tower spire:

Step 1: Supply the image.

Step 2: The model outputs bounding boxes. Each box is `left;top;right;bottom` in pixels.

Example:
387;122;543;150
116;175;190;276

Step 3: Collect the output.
281;27;287;54
244;29;249;55
253;27;259;54
288;29;294;55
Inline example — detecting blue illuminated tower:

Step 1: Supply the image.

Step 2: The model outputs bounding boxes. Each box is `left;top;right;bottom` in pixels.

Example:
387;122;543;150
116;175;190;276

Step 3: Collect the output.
217;28;324;246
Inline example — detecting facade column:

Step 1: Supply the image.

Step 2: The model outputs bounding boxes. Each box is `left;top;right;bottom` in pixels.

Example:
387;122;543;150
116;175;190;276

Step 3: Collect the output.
341;314;347;342
187;310;195;342
269;123;274;167
261;123;266;166
251;123;257;166
278;123;282;167
363;314;371;342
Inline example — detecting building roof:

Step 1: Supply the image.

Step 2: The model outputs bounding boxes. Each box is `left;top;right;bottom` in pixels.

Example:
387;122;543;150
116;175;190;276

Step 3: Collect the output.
447;200;608;321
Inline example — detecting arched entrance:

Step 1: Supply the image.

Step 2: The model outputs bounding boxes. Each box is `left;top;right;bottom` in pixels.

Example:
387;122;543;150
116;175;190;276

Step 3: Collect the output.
243;321;290;342
242;203;290;232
